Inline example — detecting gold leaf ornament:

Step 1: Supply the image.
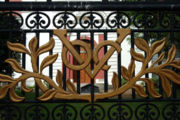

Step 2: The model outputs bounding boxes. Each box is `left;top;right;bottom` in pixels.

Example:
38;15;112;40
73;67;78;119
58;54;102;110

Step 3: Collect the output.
130;49;145;62
143;78;161;98
132;84;147;97
135;38;150;55
166;45;176;63
38;89;56;101
29;37;38;54
37;37;55;56
21;80;33;93
128;60;135;77
66;79;77;94
40;54;58;73
112;72;119;90
151;52;165;67
151;38;165;56
159;74;172;97
7;41;30;55
169;60;180;69
5;59;27;74
0;85;9;99
161;69;180;85
9;87;24;102
121;66;130;81
56;70;63;88
0;74;14;82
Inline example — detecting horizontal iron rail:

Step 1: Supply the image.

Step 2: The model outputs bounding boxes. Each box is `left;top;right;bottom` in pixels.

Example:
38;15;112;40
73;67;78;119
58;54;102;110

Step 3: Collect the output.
0;2;180;11
1;29;180;32
0;98;180;103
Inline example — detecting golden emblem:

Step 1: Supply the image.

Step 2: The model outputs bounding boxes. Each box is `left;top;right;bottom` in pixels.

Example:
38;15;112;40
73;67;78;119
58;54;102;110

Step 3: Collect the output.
0;29;179;102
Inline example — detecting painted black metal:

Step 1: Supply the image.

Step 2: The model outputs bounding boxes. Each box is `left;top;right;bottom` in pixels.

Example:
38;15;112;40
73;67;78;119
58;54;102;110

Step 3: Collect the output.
0;1;180;120
0;2;180;11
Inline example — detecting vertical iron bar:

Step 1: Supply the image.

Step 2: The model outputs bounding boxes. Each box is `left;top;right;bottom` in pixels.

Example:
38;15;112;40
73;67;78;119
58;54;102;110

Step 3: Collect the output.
118;32;122;99
35;32;40;98
5;0;9;3
63;64;66;90
21;31;26;97
7;11;13;76
47;0;51;2
170;31;176;98
49;31;53;89
157;32;163;95
104;32;108;92
144;31;149;99
77;32;81;94
131;31;136;99
90;31;94;103
102;0;108;3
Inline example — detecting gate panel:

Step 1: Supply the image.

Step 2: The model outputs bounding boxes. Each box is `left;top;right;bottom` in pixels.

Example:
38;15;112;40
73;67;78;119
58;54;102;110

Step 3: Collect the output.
0;0;180;120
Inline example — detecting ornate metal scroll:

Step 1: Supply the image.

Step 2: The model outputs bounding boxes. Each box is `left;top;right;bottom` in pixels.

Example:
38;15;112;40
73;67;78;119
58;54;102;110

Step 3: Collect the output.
0;29;179;102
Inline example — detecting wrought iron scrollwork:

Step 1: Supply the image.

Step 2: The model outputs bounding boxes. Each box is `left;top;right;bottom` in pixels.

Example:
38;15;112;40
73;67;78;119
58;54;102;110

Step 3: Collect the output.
135;103;160;120
52;104;77;120
0;105;21;120
53;12;77;29
159;13;171;28
25;12;50;29
79;12;104;29
0;11;23;28
108;103;133;120
162;103;180;120
80;104;105;120
25;104;49;120
106;12;131;28
133;12;157;28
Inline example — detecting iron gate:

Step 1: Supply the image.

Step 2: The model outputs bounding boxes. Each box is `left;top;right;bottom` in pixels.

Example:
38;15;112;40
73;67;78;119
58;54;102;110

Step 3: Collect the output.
0;0;180;120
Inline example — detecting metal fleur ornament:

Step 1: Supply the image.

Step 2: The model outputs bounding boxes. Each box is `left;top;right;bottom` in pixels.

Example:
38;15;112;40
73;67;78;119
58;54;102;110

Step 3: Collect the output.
0;29;179;102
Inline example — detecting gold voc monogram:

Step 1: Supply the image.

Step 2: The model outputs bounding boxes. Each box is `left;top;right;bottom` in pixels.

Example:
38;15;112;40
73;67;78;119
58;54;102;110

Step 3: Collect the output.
0;29;179;102
54;29;129;79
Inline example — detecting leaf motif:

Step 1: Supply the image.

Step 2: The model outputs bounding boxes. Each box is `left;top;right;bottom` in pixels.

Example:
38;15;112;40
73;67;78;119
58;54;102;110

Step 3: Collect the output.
151;38;166;55
37;38;55;56
135;38;150;55
121;66;130;81
66;79;77;94
0;85;9;99
56;70;63;88
112;72;119;90
159;75;172;97
7;41;30;55
161;69;180;84
38;89;56;101
130;49;145;62
128;60;135;77
166;45;176;63
9;88;24;102
22;80;33;92
151;52;165;67
40;54;58;73
5;59;27;74
132;84;147;97
29;37;38;54
168;60;180;69
0;74;14;82
143;78;162;98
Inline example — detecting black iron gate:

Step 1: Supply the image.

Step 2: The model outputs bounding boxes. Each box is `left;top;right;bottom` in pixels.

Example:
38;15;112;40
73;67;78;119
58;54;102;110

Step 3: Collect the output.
0;0;180;120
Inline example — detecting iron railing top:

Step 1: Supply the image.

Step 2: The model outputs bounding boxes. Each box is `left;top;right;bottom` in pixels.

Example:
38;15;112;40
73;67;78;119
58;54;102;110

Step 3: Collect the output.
0;2;180;11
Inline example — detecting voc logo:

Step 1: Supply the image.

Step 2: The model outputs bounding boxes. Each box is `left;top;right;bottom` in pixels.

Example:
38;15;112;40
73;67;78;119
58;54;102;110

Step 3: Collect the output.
54;29;131;79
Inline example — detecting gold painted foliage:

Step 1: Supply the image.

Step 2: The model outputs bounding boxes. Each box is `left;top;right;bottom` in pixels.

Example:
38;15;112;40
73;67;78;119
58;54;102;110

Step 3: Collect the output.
0;29;179;102
121;38;180;98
